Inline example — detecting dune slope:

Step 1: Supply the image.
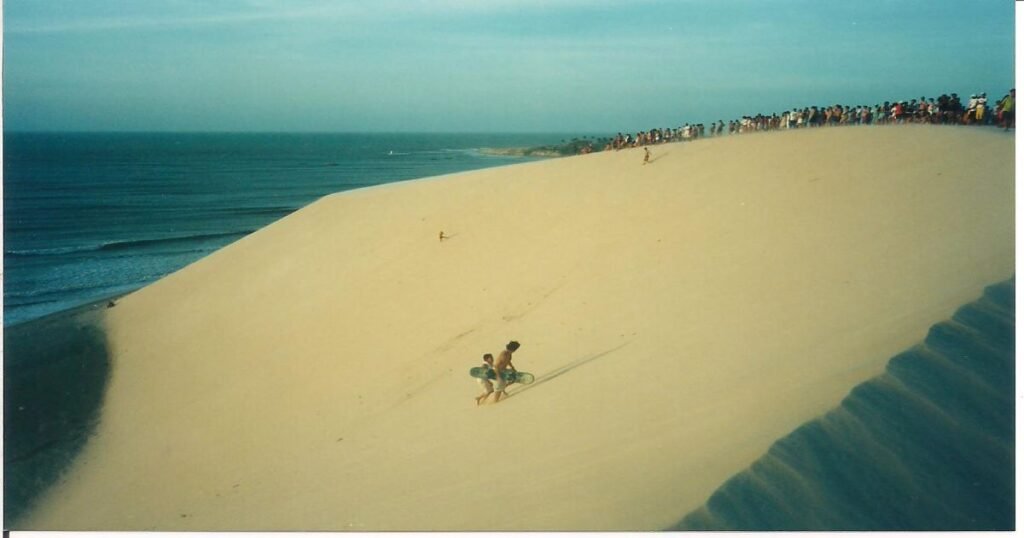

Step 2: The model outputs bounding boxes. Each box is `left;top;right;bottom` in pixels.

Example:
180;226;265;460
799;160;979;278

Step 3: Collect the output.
19;126;1014;531
676;279;1015;530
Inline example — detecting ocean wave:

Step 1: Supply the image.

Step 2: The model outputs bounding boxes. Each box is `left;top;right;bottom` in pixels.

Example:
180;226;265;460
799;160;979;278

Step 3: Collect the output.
95;231;255;252
672;278;1015;531
4;274;169;304
384;148;477;156
4;245;100;257
5;230;254;258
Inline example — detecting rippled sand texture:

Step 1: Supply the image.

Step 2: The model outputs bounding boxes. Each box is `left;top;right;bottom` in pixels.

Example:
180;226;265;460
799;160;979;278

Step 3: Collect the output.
677;279;1014;530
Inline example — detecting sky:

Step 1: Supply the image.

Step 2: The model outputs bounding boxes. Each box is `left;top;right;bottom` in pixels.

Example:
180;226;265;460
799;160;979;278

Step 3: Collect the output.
2;0;1017;133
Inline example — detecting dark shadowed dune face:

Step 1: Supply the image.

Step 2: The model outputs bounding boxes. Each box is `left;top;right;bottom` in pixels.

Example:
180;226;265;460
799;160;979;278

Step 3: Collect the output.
4;308;112;526
674;278;1014;531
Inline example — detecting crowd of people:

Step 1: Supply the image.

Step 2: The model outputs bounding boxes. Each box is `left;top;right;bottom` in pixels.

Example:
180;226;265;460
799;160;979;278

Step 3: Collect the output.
592;89;1014;153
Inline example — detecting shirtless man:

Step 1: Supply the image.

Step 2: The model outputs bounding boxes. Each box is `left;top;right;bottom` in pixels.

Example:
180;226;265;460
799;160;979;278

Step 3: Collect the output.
490;340;520;403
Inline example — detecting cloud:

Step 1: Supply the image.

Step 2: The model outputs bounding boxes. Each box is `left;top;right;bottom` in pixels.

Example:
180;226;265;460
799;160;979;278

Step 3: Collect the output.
4;0;670;34
4;2;365;34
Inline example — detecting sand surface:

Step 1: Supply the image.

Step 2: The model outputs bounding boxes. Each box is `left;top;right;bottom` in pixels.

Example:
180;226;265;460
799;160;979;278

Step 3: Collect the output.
18;126;1014;531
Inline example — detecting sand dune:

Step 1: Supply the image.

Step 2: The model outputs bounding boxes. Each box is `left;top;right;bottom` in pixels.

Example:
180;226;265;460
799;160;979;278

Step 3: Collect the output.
14;125;1014;531
677;279;1015;530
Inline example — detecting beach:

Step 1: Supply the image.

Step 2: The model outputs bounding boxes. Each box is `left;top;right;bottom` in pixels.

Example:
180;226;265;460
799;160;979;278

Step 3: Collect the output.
8;125;1014;531
2;132;564;327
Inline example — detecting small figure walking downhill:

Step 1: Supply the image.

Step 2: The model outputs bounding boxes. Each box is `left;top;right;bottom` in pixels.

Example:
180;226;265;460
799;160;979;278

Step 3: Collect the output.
642;147;651;165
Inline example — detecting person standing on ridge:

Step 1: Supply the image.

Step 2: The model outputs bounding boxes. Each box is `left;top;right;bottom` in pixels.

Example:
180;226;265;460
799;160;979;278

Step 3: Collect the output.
490;340;520;403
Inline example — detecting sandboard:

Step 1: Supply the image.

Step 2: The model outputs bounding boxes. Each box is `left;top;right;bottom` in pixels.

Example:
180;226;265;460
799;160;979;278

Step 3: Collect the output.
469;366;535;385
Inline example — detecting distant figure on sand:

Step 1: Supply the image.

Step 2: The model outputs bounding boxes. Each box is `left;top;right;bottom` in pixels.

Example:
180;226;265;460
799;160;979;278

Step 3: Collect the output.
642;147;651;165
490;340;520;403
475;353;495;405
439;230;448;242
1000;89;1015;130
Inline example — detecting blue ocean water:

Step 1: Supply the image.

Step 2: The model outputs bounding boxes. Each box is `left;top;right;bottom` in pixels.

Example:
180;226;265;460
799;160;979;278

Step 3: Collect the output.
3;132;580;326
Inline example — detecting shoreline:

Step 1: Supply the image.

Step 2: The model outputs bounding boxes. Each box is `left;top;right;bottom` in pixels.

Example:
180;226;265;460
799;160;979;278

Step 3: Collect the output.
478;147;565;158
3;132;577;329
5;292;129;332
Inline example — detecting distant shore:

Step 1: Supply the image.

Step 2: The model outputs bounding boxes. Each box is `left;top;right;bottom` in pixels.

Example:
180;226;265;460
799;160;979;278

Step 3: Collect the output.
478;147;563;158
479;136;609;158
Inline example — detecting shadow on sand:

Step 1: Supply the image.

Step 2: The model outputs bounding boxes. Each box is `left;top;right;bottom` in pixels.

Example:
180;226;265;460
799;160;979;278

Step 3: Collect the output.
647;151;670;164
510;341;631;398
673;278;1015;531
4;306;113;527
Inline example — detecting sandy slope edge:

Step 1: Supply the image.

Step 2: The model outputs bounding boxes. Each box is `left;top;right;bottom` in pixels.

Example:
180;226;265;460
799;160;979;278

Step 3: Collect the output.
20;126;1014;530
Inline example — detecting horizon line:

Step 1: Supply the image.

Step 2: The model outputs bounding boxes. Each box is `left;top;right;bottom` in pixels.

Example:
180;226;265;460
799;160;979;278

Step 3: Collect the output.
2;129;614;136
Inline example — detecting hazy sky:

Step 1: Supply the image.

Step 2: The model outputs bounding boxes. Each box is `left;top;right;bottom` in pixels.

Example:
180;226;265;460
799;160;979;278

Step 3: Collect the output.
3;0;1016;132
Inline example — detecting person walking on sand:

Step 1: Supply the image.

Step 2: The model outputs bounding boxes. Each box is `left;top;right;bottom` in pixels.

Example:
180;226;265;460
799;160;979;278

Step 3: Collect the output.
642;147;651;165
490;340;520;403
439;230;448;242
475;353;495;405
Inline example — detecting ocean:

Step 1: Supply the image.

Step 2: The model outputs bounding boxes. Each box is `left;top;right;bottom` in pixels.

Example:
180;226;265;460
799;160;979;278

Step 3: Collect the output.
3;132;580;326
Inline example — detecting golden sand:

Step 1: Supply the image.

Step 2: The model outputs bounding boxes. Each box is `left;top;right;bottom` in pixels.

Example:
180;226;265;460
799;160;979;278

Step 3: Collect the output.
20;125;1014;530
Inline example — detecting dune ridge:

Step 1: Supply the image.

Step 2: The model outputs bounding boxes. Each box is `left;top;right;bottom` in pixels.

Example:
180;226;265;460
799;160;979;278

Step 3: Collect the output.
675;278;1014;530
13;125;1014;531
